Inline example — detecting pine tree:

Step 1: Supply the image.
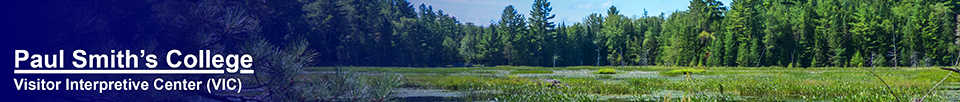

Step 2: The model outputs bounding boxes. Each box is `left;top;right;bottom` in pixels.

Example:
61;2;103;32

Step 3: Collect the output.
529;0;556;66
499;5;528;65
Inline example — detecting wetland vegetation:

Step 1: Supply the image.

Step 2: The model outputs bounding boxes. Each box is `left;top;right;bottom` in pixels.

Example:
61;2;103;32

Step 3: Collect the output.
306;66;960;101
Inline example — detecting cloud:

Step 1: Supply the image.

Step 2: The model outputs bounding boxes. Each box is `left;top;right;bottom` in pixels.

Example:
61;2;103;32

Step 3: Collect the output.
600;1;612;8
570;1;613;10
574;3;592;9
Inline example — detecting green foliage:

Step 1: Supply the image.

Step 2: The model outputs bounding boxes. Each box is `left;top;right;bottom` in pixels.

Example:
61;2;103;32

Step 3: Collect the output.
660;68;706;76
499;5;531;66
597;68;618;74
850;51;865;67
477;85;601;101
625;78;668;86
472;70;500;74
528;0;557;66
149;0;960;68
597;75;614;79
602;6;634;66
510;70;555;74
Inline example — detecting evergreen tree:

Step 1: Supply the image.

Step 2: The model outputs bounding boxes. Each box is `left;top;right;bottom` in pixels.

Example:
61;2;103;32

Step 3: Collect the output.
529;0;557;66
499;5;529;65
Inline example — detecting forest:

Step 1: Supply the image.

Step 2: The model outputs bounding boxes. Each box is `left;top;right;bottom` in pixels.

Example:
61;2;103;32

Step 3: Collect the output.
286;0;960;68
21;0;960;68
12;0;960;101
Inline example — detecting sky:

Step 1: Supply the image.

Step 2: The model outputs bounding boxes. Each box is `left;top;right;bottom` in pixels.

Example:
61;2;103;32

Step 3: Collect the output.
407;0;733;25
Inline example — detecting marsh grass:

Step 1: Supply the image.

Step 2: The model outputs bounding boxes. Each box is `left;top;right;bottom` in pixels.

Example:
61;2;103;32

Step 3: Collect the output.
660;68;706;76
308;66;958;101
471;70;499;74
510;70;554;74
597;75;614;79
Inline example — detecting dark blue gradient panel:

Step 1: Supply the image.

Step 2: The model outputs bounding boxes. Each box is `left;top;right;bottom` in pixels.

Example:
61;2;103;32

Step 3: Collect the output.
4;0;263;101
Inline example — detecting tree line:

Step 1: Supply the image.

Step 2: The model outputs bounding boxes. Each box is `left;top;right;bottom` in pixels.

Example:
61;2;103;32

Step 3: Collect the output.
20;0;959;101
292;0;960;67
